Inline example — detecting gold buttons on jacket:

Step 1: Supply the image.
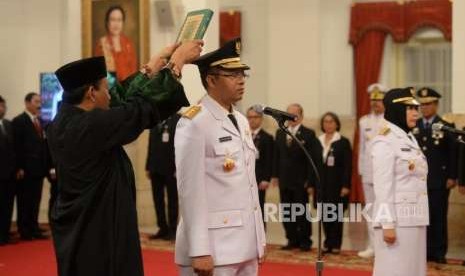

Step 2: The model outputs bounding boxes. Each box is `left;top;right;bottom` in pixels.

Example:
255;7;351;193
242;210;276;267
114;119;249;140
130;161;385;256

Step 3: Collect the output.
408;160;415;171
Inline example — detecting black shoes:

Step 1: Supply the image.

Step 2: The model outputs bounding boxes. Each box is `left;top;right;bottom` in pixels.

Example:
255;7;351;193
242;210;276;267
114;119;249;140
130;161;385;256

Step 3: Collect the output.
427;256;447;264
149;229;176;240
0;238;18;246
20;232;48;241
280;243;299;250
281;242;312;252
162;232;176;241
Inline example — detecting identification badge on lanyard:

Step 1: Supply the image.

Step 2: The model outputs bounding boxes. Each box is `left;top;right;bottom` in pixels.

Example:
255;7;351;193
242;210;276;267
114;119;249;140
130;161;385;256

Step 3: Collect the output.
162;126;169;143
327;149;335;167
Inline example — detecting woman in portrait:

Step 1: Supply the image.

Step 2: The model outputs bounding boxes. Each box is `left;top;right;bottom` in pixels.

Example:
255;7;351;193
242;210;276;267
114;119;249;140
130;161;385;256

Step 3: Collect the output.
95;5;137;81
317;112;352;255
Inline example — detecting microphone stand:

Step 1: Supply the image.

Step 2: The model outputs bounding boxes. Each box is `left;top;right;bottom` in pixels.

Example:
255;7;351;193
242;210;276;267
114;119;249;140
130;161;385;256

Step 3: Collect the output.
276;118;324;276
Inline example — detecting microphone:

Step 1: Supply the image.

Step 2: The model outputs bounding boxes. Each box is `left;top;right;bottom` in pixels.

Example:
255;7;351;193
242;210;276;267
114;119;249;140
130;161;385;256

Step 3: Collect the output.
432;123;465;135
253;104;297;122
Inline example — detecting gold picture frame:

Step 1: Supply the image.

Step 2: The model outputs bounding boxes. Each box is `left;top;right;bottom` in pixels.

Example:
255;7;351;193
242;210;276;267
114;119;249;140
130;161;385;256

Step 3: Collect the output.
81;0;149;78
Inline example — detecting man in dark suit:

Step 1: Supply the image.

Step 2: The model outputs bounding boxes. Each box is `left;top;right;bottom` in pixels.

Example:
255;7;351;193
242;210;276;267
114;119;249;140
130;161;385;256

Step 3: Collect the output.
145;114;180;240
459;128;465;194
272;103;322;252
413;88;457;264
45;137;58;225
0;96;17;245
247;106;274;228
12;92;48;240
460;130;465;266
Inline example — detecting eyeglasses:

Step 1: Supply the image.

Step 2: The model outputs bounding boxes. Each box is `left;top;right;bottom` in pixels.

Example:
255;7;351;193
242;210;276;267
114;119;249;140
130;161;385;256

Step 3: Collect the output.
210;71;250;80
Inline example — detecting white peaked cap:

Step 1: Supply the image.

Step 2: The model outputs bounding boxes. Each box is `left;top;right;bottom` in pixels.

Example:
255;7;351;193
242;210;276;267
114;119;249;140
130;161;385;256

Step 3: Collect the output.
366;83;387;93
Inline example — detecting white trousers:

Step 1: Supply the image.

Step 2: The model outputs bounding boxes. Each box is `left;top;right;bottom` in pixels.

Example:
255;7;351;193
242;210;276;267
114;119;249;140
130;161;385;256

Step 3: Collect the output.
363;182;375;250
373;226;427;276
179;259;258;276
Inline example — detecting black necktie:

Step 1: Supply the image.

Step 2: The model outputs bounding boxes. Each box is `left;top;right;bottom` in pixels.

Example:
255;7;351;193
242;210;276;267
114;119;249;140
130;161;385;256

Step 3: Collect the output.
424;121;430;129
228;114;240;133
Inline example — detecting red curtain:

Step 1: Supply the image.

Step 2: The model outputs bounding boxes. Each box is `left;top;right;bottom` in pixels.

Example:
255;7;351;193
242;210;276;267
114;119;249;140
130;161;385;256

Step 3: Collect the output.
350;31;387;203
404;0;452;41
220;11;241;46
350;0;452;45
349;0;452;202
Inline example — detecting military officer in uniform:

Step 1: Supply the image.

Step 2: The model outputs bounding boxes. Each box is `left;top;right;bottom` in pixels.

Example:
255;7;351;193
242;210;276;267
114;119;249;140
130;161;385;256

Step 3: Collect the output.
371;88;429;276
413;87;457;264
459;132;465;266
174;38;266;276
357;83;386;258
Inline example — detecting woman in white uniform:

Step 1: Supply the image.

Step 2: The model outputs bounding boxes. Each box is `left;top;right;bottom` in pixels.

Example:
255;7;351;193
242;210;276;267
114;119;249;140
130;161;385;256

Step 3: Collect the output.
371;88;429;276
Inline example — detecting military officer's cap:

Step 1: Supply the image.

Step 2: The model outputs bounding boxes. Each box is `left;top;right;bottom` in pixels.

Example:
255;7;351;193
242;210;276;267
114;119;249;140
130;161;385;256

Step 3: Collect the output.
416;87;442;104
193;38;250;73
367;83;387;101
383;87;420;107
55;56;107;91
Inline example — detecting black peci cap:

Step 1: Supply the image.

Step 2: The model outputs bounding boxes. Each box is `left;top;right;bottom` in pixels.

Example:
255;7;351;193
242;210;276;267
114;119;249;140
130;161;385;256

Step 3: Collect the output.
55;56;107;91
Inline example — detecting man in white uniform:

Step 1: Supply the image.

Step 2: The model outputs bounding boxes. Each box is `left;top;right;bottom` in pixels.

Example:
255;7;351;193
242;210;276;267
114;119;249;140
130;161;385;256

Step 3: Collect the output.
175;38;266;276
358;83;386;258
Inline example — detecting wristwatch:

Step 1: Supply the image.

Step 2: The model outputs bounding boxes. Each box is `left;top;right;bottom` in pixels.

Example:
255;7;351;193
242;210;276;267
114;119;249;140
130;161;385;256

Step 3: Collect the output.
164;60;182;80
140;64;153;78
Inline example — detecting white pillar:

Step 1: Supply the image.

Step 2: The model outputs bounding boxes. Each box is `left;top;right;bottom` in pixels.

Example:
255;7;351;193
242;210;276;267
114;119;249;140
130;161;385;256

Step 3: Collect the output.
452;0;465;113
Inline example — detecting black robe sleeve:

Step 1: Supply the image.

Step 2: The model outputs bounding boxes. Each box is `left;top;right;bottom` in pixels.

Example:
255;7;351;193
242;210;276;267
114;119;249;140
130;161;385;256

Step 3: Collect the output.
91;69;189;151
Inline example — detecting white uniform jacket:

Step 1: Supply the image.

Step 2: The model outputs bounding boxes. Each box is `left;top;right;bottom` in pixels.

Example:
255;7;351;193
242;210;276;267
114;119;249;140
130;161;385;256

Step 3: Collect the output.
174;95;266;266
371;122;429;229
358;113;385;184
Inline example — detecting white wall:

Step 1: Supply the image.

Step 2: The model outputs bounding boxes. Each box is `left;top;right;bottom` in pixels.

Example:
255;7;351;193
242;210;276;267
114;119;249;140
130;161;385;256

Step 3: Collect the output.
267;0;321;118
0;0;65;118
219;0;269;112
319;0;354;116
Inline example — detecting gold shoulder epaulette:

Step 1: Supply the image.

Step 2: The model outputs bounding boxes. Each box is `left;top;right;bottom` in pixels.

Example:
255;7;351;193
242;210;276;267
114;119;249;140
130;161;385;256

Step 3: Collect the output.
182;105;201;119
442;115;454;124
379;126;391;136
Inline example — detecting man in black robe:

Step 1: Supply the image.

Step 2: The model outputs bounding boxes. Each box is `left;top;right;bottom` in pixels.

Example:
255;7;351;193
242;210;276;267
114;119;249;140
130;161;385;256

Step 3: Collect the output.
0;96;17;245
47;41;202;276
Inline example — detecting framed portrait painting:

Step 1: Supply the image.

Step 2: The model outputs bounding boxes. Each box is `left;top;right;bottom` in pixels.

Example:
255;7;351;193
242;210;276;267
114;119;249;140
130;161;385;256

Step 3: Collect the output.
82;0;149;81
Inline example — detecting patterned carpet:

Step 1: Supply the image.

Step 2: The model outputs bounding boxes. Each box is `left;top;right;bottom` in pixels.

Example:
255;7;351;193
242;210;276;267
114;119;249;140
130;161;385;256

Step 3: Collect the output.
140;233;465;276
